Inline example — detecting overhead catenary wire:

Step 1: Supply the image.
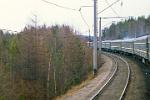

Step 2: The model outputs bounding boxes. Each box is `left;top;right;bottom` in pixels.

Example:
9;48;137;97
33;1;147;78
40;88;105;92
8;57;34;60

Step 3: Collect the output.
105;0;119;17
41;0;91;33
78;6;93;32
79;10;90;30
80;6;93;8
100;17;127;19
98;0;121;14
102;21;115;28
42;0;78;11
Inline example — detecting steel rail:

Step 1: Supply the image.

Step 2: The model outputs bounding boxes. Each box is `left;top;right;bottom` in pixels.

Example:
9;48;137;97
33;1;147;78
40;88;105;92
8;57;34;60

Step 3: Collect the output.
90;52;130;100
90;52;118;100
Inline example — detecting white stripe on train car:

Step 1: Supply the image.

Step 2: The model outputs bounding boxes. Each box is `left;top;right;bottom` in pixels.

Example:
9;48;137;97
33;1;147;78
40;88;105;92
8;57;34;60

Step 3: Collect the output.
106;43;110;44
134;49;147;53
111;46;119;48
134;43;146;45
124;48;133;50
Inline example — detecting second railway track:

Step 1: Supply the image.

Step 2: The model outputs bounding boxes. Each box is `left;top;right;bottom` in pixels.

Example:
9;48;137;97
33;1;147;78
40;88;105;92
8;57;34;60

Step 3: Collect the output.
90;52;130;100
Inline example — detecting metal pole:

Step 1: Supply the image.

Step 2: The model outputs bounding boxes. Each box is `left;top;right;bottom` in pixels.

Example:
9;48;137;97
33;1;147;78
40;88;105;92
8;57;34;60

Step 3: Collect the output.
99;17;102;52
89;29;91;47
93;0;98;75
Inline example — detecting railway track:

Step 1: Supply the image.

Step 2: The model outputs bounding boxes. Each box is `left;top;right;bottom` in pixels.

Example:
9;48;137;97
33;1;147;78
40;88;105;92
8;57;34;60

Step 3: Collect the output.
90;52;130;100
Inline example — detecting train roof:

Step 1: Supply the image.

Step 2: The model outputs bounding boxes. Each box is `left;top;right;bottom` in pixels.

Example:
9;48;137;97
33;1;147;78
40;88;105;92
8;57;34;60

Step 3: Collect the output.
102;35;150;43
103;39;125;43
133;35;149;41
102;40;122;43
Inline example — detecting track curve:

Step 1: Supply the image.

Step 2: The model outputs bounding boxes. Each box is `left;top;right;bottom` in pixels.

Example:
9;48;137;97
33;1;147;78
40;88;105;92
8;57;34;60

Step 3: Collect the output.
90;52;130;100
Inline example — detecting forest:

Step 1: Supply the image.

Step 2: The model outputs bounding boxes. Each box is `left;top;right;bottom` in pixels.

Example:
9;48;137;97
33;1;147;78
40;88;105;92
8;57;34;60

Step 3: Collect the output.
0;25;98;100
102;16;150;40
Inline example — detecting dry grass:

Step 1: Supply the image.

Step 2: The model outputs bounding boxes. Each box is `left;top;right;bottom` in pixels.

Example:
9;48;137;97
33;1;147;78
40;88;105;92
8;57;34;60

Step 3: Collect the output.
54;72;94;100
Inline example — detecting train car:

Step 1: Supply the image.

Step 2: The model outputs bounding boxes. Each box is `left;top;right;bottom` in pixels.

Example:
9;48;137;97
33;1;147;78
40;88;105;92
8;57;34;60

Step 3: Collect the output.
102;40;111;50
133;36;148;60
121;39;134;54
102;35;150;65
110;40;122;52
102;42;106;48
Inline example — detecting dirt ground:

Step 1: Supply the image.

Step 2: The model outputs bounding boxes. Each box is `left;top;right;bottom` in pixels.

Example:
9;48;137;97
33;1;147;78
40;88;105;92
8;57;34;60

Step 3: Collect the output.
117;54;148;100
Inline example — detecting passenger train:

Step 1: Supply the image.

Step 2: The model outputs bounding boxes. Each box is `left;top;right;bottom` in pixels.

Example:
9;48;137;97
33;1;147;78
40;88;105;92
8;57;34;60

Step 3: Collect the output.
89;35;150;64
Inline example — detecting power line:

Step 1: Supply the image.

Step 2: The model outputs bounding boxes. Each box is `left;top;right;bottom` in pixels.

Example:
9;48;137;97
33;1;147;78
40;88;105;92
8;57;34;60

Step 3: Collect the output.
42;0;90;31
100;16;127;19
80;6;93;8
98;0;121;14
79;10;90;30
105;0;119;16
100;16;128;28
78;6;93;31
102;21;115;28
42;0;78;11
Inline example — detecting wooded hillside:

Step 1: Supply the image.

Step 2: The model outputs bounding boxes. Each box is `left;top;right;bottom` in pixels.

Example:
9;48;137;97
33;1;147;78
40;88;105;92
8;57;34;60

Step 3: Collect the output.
102;16;150;40
0;25;93;100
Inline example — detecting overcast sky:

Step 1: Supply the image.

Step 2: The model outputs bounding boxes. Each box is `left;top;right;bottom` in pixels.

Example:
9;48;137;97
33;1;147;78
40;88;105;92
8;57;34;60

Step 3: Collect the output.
0;0;150;35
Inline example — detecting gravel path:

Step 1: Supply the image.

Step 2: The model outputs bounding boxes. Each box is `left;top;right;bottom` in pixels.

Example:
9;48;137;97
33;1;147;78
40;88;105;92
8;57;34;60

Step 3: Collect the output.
54;54;114;100
122;55;147;100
